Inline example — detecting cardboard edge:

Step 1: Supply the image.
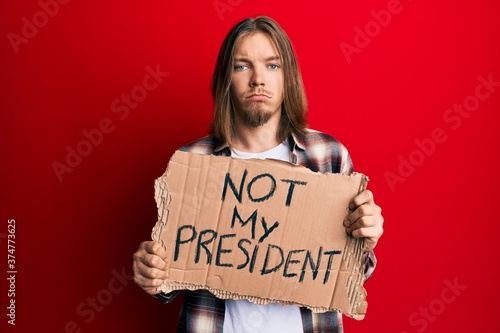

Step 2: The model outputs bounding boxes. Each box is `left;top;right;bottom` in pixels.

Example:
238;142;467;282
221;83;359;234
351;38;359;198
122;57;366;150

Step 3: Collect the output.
151;176;170;251
158;281;365;319
336;174;369;320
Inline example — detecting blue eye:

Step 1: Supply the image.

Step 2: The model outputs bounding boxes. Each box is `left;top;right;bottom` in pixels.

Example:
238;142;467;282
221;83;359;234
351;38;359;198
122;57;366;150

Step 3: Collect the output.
269;64;280;70
234;65;247;71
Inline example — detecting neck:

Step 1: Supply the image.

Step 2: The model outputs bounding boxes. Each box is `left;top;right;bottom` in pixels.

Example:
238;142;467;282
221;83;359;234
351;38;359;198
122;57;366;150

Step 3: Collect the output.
231;114;281;153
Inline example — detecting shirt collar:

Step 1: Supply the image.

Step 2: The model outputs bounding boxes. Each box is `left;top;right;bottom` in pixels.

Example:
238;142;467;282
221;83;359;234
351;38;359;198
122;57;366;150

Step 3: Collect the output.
213;141;231;156
289;131;306;151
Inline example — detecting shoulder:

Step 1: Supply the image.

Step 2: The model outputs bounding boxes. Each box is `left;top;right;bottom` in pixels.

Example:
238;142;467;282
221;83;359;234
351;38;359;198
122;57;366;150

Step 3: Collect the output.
292;129;353;174
294;129;349;155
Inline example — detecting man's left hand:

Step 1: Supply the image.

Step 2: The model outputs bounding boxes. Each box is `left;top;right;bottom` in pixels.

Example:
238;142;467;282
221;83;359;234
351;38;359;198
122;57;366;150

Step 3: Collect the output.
343;190;384;252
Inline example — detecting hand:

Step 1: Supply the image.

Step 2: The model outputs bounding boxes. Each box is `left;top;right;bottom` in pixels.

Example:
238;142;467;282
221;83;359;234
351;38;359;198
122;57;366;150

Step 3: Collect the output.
132;241;169;295
343;190;384;252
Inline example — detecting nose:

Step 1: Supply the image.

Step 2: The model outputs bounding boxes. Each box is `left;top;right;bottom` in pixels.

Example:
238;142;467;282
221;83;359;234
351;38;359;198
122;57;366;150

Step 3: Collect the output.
250;65;265;87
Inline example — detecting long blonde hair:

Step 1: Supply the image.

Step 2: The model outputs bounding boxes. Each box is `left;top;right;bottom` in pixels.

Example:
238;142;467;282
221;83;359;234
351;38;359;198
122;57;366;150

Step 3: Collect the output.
210;16;308;145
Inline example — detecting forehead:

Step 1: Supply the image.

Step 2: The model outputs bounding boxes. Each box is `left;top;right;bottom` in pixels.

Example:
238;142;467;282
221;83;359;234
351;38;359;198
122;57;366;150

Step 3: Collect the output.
234;31;280;59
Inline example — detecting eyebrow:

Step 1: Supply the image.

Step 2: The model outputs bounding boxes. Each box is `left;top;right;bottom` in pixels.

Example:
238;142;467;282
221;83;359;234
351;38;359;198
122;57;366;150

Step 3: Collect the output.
234;56;281;63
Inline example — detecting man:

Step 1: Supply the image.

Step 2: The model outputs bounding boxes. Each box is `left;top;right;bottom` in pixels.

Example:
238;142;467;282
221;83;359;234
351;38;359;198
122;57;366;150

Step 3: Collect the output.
133;16;384;332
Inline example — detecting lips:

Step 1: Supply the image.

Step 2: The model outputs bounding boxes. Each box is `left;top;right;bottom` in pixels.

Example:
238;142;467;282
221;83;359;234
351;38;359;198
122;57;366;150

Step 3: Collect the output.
246;94;270;101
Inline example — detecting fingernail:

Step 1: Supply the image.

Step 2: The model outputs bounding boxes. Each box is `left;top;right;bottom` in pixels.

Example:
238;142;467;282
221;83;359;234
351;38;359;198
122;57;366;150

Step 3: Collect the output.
343;219;349;227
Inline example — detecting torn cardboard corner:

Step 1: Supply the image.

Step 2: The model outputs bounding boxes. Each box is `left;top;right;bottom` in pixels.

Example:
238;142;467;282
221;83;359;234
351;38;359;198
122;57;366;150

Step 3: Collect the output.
151;150;369;320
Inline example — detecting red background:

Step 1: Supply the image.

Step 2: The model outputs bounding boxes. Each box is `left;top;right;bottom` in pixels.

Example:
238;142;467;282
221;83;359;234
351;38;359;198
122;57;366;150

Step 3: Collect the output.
2;0;500;332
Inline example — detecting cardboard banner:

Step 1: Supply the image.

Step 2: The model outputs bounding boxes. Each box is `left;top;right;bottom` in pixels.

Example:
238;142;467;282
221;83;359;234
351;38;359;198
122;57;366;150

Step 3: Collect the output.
151;151;369;319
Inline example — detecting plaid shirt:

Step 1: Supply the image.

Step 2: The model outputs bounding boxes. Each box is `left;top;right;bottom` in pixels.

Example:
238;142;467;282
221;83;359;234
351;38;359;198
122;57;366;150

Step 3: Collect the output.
155;129;377;333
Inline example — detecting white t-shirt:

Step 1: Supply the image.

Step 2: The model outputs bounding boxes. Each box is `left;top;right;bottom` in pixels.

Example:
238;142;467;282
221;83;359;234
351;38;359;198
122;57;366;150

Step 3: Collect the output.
223;142;303;333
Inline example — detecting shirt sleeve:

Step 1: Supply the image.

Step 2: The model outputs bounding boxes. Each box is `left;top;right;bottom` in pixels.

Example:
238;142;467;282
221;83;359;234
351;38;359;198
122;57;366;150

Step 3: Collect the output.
363;250;377;281
153;290;182;304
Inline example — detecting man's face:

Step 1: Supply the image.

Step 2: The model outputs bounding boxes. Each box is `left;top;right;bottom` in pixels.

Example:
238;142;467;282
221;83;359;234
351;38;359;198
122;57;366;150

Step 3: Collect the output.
230;32;284;127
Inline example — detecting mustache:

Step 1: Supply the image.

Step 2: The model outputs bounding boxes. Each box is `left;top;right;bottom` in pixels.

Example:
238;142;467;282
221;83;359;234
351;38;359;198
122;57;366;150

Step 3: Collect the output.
244;90;273;98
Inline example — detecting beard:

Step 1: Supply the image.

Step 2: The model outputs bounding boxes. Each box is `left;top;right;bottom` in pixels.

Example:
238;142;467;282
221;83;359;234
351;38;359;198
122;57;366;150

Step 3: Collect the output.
241;108;273;127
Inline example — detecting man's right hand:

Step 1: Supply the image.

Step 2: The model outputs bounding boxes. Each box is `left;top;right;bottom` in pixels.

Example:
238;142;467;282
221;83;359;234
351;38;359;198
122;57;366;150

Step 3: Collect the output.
132;241;169;295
